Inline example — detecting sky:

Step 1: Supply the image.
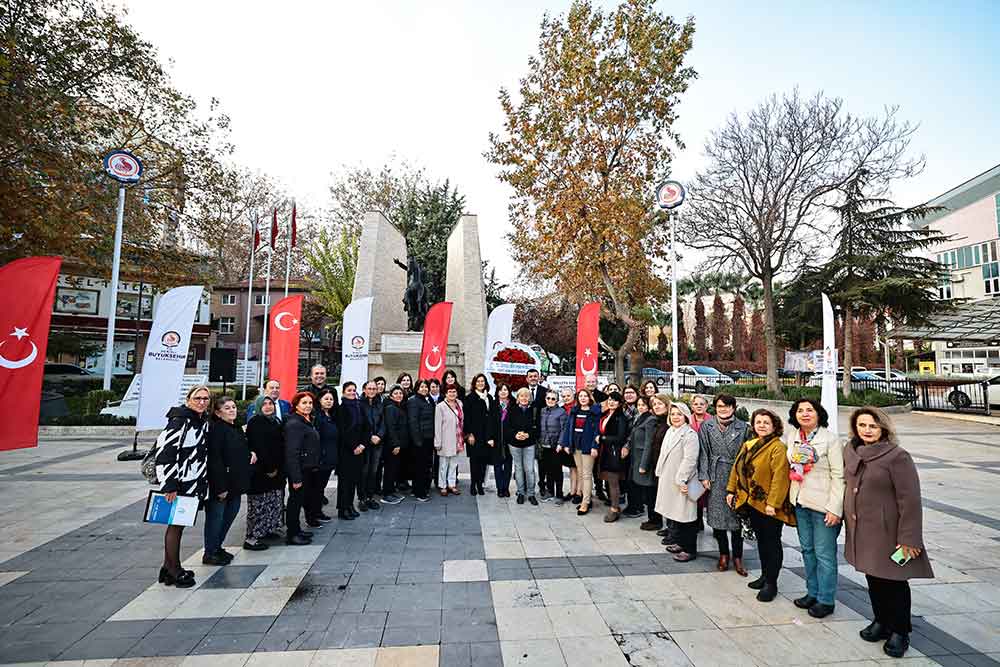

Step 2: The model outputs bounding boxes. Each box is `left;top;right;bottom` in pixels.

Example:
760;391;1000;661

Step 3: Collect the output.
119;0;1000;284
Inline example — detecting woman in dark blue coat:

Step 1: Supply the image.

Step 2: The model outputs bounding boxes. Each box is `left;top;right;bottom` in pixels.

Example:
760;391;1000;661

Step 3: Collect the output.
307;389;339;525
561;388;602;515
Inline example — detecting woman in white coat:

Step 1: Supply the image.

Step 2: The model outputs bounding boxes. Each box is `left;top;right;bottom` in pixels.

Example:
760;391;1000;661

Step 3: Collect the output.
434;385;465;496
655;401;701;562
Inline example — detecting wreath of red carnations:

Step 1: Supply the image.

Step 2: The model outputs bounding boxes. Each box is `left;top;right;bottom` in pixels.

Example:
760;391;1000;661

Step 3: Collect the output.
490;347;535;392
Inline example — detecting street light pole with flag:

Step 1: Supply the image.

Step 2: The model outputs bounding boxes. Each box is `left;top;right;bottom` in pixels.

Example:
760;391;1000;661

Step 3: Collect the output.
258;207;277;388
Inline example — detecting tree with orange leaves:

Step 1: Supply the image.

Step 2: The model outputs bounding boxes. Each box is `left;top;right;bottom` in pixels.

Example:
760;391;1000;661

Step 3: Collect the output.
485;0;696;384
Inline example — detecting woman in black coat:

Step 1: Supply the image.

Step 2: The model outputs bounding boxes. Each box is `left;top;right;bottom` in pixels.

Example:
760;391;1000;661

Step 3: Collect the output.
284;392;321;544
337;382;370;519
596;392;630;523
381;385;409;503
204;396;253;565
307;389;339;524
491;384;514;497
463;373;495;496
244;397;285;551
407;380;436;501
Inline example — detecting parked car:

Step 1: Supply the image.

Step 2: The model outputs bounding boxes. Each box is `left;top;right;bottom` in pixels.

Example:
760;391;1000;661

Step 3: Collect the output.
678;365;735;393
44;363;98;382
725;369;766;381
641;367;672;387
868;369;907;381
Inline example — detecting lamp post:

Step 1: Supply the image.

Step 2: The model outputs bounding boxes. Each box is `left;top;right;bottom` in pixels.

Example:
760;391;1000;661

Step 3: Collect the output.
655;180;686;398
101;150;143;391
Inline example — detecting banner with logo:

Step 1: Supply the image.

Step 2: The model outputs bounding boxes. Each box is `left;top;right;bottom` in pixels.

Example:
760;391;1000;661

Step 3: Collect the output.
821;293;839;438
136;285;204;432
340;297;373;390
418;302;453;381
268;294;303;402
575;301;601;390
484;304;515;380
0;256;61;451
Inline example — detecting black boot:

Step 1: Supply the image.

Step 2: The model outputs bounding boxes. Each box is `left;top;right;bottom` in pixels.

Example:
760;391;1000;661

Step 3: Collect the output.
860;621;891;643
747;575;766;590
756;583;778;602
883;633;909;658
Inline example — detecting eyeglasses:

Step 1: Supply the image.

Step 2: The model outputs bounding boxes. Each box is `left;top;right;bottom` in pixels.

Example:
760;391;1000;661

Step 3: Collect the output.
545;397;557;401
192;396;210;402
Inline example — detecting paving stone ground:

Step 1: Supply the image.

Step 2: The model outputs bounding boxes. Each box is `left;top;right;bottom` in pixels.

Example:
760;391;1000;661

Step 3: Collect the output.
1;410;1000;666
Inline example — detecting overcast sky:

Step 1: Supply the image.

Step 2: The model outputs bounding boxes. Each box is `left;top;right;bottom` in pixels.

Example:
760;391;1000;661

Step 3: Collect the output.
120;0;999;284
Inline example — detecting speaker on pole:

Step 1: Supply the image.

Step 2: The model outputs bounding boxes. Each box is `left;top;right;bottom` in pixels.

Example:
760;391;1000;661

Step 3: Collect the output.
210;348;237;383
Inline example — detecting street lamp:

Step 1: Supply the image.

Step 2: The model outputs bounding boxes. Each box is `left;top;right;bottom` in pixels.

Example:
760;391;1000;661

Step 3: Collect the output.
655;180;686;398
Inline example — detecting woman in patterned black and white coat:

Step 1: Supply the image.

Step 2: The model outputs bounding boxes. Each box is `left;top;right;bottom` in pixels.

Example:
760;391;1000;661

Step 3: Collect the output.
154;385;211;588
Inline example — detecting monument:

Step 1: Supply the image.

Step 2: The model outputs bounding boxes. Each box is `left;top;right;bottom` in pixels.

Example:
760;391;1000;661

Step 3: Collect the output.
351;211;487;385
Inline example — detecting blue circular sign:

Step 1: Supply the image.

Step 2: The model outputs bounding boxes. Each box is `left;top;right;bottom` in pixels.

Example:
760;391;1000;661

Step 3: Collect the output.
655;180;685;210
103;150;143;184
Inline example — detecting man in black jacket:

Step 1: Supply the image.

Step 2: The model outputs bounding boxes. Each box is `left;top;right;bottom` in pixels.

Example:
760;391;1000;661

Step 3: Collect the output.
358;381;385;510
302;365;339;405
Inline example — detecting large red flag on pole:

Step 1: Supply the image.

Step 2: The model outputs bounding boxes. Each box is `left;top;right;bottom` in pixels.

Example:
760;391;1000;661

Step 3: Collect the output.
252;214;261;251
0;256;61;450
418;302;453;380
268;294;303;402
290;202;297;248
575;302;601;390
270;207;279;249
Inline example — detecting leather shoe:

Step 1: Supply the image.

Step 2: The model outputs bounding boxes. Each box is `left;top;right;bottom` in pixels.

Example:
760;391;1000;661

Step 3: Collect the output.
665;544;683;553
338;510;355;520
859;621;891;643
201;552;227;566
732;558;747;576
656;528;669;537
883;633;909;658
747;576;766;590
717;555;729;572
673;551;696;562
300;531;313;539
808;602;835;619
793;594;817;609
756;583;778;602
640;521;660;531
286;534;311;546
242;540;269;551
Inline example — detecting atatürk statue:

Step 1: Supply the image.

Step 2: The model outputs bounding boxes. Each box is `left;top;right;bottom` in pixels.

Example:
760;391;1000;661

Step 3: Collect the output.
394;256;429;331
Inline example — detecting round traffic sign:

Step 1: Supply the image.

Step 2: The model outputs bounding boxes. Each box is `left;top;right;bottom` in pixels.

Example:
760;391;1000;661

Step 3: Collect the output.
655;180;685;210
103;150;144;184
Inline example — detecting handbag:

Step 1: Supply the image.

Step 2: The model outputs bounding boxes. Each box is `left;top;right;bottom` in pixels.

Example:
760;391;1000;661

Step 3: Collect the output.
685;478;707;502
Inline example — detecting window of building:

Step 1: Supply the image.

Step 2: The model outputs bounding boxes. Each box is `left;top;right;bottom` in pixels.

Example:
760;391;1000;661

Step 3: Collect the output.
221;293;237;305
938;279;952;300
995;193;1000;237
220;316;235;334
974;245;981;266
254;294;268;306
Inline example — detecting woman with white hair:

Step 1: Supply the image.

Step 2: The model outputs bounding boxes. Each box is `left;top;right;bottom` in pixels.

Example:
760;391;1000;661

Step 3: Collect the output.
654;401;701;561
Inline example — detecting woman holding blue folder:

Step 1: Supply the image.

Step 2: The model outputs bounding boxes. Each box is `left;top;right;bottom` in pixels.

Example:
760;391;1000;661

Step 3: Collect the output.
155;385;211;588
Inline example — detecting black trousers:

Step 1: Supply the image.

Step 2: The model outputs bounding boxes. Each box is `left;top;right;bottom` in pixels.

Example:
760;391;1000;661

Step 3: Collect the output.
866;575;912;634
645;483;661;523
381;447;402;496
358;444;382;500
714;529;744;558
540;448;563;496
671;518;699;555
337;455;361;511
470;457;489;491
748;508;784;586
305;468;332;519
410;444;433;498
286;481;307;537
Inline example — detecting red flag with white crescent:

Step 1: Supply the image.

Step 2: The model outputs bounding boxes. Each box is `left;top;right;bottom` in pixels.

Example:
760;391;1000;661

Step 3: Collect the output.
268;294;303;402
418;302;453;381
575;301;601;390
0;256;61;450
290;203;297;248
270;207;279;249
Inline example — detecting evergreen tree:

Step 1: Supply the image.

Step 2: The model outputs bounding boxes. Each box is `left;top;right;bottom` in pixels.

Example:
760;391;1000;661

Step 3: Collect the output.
694;298;707;360
731;295;747;362
677;303;689;364
710;293;729;360
749;310;765;363
820;171;948;394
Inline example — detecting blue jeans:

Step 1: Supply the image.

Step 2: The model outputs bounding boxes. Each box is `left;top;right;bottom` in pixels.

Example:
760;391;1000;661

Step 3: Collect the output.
795;505;841;605
204;493;242;556
511;446;537;497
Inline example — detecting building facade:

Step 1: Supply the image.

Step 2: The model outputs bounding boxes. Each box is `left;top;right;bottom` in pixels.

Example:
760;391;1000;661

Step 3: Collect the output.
916;163;1000;376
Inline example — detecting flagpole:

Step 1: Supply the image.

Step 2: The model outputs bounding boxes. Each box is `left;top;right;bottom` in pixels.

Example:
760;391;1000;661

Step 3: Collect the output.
241;214;257;400
284;200;294;298
671;210;678;399
259;246;273;389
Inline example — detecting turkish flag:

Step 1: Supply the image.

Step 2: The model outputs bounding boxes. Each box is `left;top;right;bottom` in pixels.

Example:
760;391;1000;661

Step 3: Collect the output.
0;256;61;450
270;207;279;249
575;302;601;390
290;203;297;248
418;302;453;380
268;295;302;402
252;214;260;251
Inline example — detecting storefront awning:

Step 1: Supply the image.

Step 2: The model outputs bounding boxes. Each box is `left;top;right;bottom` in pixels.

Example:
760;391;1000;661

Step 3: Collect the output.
888;299;1000;344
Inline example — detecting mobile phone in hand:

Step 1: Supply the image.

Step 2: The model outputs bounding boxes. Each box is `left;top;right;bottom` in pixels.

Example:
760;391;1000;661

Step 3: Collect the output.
890;547;910;566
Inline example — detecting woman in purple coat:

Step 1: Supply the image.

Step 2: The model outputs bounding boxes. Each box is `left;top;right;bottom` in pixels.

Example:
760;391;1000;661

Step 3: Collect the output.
843;407;933;659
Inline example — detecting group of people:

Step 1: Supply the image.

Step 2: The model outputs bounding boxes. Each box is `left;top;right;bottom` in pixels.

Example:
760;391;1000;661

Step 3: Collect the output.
152;368;931;659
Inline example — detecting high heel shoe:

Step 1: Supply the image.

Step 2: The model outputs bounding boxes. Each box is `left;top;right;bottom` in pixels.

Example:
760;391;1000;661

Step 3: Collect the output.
159;567;194;588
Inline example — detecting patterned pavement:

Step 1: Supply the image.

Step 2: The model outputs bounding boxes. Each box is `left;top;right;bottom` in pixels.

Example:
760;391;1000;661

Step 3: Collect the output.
1;409;1000;666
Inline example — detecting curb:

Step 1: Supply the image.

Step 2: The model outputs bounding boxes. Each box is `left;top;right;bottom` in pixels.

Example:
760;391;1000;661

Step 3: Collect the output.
38;426;148;438
910;411;1000;427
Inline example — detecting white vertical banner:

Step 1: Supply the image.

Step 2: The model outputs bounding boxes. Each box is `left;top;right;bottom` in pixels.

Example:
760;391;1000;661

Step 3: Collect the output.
484;304;515;383
136;285;204;431
821;293;839;438
340;297;373;389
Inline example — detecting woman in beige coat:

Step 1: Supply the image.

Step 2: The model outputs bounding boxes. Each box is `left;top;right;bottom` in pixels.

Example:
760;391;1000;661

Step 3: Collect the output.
434;385;464;496
784;398;845;619
844;407;933;659
654;401;701;562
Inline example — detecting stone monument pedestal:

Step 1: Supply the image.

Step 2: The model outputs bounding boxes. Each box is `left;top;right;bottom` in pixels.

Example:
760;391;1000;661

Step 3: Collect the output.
367;332;464;385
